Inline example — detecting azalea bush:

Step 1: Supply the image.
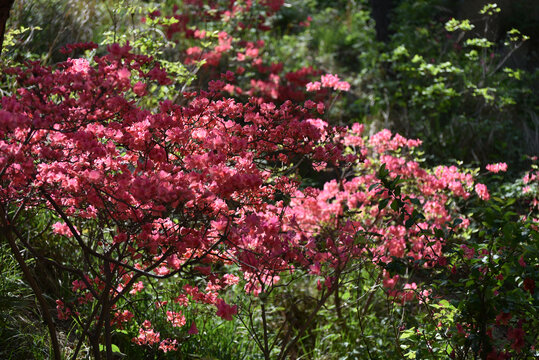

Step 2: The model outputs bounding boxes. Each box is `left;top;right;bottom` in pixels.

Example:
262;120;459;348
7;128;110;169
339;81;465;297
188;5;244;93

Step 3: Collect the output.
0;1;537;359
276;125;538;359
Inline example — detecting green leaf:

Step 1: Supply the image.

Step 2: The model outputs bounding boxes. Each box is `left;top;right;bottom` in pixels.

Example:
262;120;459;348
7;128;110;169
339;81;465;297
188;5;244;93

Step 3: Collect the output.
438;299;450;308
378;163;389;178
98;344;122;354
400;328;415;340
404;350;417;359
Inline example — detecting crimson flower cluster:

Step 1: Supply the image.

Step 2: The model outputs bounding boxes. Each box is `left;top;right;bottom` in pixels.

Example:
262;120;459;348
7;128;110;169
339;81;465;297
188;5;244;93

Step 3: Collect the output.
0;42;353;352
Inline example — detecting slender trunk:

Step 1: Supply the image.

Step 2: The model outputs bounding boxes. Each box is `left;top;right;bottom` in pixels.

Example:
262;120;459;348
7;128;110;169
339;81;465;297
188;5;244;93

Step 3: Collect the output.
91;261;115;360
103;258;113;360
90;331;101;360
0;207;62;360
261;302;270;360
71;304;101;360
334;280;348;332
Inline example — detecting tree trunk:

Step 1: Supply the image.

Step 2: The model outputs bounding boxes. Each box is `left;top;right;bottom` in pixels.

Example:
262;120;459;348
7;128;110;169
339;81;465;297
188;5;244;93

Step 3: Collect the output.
0;0;15;55
369;0;394;42
0;207;62;360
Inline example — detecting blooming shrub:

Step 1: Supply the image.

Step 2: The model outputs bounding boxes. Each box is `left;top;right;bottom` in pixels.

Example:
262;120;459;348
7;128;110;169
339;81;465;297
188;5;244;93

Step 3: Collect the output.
0;1;537;360
0;38;355;358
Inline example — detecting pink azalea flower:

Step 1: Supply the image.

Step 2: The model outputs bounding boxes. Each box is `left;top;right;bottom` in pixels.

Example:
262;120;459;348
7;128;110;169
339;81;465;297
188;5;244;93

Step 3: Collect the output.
475;183;490;200
486;162;508;173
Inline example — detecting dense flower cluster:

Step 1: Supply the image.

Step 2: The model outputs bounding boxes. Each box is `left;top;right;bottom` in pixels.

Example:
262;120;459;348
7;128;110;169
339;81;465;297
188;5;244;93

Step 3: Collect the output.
486;162;508;173
1;3;536;358
284;125;485;294
1;42;523;354
0;41;353;354
145;1;329;106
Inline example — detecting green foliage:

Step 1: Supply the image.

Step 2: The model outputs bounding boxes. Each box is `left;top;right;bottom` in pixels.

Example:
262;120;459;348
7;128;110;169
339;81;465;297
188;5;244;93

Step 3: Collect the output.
378;1;537;167
437;196;538;359
0;244;51;359
1;0;537;359
109;275;256;359
5;0;106;62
